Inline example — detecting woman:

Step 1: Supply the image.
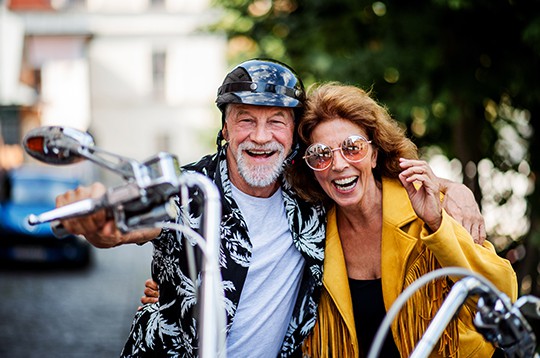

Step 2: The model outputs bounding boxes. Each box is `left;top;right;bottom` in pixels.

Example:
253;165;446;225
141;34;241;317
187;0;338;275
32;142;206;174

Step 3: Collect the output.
287;82;518;358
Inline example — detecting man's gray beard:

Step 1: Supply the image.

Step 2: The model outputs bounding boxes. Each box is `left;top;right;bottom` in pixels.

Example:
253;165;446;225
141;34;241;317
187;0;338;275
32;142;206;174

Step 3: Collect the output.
236;142;286;188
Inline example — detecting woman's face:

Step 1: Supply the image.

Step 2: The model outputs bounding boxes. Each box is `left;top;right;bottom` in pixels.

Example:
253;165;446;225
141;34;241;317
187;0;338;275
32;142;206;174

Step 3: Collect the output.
309;117;377;209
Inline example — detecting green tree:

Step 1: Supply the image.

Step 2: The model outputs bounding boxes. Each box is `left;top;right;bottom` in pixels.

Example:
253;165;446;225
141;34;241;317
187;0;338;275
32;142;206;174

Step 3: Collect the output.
211;0;540;295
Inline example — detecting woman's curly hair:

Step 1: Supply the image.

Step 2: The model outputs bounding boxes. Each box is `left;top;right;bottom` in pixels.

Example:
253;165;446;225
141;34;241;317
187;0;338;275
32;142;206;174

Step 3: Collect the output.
286;82;418;206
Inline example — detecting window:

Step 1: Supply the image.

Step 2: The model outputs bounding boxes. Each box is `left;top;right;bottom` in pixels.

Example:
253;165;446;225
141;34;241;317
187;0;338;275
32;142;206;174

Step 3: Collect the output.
152;50;166;99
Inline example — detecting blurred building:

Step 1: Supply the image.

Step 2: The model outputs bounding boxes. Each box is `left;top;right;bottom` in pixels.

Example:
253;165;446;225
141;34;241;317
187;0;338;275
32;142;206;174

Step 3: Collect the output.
0;0;226;182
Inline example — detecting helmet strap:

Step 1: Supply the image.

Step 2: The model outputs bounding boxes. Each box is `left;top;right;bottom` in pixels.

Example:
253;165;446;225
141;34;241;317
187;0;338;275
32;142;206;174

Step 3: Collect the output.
283;142;299;167
216;129;224;151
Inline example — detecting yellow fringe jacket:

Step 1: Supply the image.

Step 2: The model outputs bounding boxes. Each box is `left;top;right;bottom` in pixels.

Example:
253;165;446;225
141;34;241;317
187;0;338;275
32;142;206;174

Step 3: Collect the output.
303;178;518;358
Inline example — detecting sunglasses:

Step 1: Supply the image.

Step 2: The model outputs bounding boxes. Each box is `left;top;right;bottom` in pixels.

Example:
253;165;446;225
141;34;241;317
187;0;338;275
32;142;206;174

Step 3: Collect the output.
303;135;372;171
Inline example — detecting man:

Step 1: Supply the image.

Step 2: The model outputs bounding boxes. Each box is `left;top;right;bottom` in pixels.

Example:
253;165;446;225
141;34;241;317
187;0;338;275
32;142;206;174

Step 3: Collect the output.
57;58;485;357
59;59;326;357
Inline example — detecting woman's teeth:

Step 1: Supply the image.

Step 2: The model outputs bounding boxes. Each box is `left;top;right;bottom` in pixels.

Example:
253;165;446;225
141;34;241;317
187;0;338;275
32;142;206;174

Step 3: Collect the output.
333;177;358;191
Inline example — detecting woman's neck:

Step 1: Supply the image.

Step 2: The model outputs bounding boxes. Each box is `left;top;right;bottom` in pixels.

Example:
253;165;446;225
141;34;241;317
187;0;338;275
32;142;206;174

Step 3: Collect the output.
336;178;382;227
336;178;383;280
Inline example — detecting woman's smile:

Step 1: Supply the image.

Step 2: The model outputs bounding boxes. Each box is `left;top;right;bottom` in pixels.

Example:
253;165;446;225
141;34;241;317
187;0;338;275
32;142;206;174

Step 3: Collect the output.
332;176;358;192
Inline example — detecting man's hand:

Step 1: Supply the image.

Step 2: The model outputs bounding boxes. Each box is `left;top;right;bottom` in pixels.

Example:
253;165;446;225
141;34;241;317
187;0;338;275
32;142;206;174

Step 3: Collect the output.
138;279;159;310
56;182;160;248
439;178;486;244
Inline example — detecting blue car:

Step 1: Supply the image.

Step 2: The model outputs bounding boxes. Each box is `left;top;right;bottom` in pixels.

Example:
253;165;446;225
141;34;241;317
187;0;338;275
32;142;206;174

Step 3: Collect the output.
0;165;92;267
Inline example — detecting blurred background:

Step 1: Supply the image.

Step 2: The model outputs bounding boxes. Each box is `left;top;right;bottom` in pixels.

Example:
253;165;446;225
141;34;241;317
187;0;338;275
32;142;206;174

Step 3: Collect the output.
0;0;539;356
0;0;225;357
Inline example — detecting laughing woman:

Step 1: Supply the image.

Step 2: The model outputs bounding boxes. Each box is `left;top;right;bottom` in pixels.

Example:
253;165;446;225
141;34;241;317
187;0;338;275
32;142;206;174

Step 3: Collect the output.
287;82;517;358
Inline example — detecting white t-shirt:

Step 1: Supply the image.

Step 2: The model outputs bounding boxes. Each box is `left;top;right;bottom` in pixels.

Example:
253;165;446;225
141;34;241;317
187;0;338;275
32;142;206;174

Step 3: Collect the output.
226;185;305;357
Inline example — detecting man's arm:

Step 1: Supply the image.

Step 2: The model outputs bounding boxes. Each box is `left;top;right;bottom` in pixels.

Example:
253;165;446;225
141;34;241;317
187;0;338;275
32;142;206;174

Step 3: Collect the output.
56;182;161;248
438;178;486;244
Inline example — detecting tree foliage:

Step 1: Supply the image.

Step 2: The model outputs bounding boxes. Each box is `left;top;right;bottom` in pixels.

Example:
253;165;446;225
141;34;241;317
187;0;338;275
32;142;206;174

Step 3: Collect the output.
210;0;540;295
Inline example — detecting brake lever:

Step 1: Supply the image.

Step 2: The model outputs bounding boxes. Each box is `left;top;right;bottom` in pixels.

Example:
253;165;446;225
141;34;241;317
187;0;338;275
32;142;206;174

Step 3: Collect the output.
50;220;74;239
26;195;109;238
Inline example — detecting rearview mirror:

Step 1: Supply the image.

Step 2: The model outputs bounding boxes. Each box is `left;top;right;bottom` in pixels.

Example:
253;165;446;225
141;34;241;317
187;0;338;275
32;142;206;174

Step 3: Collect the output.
23;126;95;165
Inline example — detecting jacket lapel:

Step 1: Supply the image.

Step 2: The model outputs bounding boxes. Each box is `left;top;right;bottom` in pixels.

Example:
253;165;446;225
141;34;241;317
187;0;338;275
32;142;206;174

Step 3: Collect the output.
380;178;420;309
323;206;356;334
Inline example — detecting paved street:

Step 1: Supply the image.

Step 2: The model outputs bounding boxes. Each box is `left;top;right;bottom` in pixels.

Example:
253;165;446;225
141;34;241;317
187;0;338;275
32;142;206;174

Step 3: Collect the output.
0;243;153;358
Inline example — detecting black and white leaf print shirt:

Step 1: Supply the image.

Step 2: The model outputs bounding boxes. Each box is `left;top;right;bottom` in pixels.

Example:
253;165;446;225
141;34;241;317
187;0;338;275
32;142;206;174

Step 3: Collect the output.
121;145;326;357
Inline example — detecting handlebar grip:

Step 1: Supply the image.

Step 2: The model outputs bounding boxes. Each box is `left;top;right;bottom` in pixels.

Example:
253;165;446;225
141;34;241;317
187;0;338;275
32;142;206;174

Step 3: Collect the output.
51;220;71;239
27;197;104;226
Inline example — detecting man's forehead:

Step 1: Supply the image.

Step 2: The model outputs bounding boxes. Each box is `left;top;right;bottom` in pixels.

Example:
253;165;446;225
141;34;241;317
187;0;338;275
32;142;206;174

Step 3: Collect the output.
228;103;294;117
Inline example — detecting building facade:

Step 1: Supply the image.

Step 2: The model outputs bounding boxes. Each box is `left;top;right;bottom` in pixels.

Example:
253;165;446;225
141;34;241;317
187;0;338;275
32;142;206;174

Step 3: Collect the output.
1;0;226;182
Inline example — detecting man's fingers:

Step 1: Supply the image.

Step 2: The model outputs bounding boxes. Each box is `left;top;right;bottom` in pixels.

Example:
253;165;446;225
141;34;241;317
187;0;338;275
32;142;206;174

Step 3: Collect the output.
466;215;486;245
145;278;159;290
476;222;487;245
479;224;487;244
457;217;487;245
140;295;158;305
55;183;109;236
144;287;159;298
140;279;159;306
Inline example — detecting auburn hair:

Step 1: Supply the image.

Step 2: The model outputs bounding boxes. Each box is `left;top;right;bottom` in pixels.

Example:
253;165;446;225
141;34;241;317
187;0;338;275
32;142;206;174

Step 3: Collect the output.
286;82;418;205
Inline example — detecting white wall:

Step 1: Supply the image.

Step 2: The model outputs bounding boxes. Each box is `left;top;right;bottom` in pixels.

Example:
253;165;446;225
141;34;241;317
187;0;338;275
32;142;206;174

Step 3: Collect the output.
9;1;226;184
87;0;148;13
86;0;211;13
41;59;90;130
0;7;32;105
88;33;226;172
25;36;91;130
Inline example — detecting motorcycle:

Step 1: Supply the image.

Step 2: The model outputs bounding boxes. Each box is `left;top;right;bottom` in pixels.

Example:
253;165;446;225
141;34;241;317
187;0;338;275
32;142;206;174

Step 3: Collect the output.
368;266;539;358
23;126;227;358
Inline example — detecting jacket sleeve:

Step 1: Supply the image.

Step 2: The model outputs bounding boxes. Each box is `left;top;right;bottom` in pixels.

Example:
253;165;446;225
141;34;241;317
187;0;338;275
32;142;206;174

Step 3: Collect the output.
420;210;518;301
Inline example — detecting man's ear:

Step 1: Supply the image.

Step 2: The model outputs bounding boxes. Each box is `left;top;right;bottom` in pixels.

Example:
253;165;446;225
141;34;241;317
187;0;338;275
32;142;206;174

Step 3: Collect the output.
222;124;229;141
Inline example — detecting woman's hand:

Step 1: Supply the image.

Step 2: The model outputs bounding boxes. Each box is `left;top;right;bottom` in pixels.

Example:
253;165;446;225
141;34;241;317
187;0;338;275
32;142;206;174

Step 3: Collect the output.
399;159;487;243
398;158;442;232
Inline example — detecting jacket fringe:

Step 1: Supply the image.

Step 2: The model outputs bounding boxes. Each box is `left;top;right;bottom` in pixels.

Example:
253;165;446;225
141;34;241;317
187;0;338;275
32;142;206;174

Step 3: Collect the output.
302;245;459;358
302;289;357;358
396;246;459;357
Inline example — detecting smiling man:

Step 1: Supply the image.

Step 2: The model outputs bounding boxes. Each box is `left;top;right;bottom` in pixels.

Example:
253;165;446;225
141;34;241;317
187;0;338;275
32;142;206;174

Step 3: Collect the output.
123;59;327;357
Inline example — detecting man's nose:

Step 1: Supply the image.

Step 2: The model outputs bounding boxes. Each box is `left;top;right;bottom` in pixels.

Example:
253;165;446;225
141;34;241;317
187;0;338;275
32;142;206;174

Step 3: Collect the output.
251;123;273;143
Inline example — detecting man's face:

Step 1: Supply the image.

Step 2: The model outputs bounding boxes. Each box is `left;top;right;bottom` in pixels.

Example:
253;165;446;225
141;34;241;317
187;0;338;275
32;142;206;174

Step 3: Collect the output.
222;103;295;196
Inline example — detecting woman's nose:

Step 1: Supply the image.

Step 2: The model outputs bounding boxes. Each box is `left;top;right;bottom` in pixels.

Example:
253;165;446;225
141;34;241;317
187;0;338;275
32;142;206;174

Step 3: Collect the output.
331;149;349;171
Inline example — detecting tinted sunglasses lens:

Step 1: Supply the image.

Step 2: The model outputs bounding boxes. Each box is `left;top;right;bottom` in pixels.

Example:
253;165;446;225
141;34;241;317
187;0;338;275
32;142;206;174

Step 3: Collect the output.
342;136;369;161
305;144;332;170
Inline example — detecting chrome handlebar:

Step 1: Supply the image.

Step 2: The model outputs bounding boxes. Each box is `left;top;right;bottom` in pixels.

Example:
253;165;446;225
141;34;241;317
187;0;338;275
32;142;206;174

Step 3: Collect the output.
368;267;538;358
26;152;182;235
23;126;227;357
